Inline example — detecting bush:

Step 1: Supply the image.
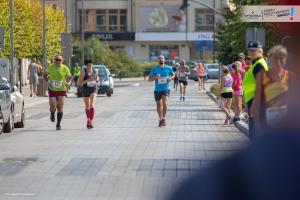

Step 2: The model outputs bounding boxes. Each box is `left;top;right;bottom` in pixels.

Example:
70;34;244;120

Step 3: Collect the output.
210;83;221;98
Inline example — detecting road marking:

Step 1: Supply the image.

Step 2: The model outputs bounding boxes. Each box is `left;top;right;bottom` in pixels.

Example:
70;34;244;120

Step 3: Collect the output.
4;193;36;196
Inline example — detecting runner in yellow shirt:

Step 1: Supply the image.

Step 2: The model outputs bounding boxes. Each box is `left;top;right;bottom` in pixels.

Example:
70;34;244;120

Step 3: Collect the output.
43;55;72;130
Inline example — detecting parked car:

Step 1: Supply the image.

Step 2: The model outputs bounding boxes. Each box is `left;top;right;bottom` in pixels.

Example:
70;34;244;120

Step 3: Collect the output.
0;76;14;134
77;65;114;97
205;63;220;79
10;85;25;128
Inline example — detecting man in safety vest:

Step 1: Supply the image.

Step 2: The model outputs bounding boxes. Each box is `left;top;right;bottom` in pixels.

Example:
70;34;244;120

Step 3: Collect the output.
243;41;268;140
73;63;81;86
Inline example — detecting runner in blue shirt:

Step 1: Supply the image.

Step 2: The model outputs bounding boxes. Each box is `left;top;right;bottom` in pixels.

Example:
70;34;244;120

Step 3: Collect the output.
148;55;175;127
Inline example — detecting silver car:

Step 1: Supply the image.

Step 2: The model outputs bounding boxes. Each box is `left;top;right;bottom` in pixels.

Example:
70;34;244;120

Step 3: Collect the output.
205;64;220;79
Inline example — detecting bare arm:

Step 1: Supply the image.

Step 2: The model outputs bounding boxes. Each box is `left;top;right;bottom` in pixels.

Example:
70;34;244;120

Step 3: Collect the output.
28;64;31;76
251;71;263;128
219;78;224;95
148;75;157;82
78;71;85;86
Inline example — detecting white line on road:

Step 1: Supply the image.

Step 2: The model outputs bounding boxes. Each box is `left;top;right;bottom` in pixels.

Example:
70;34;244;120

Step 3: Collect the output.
4;193;36;196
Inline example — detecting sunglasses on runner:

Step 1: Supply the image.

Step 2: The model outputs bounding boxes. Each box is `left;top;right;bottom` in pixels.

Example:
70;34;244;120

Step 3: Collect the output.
55;59;62;62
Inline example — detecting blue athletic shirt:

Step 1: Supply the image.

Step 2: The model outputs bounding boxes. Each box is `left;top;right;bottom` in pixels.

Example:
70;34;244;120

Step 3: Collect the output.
150;65;174;92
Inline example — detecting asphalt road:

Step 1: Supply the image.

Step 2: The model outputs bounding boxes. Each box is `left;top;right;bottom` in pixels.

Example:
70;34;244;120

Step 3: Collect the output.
0;80;248;200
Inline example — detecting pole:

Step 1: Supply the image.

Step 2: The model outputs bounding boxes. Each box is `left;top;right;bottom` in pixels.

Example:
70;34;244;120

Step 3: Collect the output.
9;0;14;84
65;0;69;67
81;0;85;66
42;0;46;96
213;0;215;63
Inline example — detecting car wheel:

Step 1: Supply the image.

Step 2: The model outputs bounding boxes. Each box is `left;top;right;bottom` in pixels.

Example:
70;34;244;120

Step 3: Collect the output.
15;104;25;128
0;111;4;134
107;88;112;97
3;112;13;133
111;88;114;94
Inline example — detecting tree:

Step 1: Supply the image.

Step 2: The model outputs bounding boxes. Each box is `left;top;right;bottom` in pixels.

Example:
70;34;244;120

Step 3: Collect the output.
0;0;66;61
71;37;143;77
216;0;283;65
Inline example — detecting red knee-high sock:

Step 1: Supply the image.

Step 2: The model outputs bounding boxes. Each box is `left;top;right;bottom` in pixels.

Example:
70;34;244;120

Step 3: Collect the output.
85;109;90;122
89;108;95;122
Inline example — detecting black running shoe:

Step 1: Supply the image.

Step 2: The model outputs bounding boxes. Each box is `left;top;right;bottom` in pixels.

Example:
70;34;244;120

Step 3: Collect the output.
56;125;62;130
50;113;55;122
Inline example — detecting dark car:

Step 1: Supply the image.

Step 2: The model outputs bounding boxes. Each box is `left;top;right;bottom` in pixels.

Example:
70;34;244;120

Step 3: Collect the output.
0;76;14;134
77;65;114;97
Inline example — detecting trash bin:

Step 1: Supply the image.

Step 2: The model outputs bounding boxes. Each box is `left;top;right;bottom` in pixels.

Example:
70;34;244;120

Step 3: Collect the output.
36;76;46;97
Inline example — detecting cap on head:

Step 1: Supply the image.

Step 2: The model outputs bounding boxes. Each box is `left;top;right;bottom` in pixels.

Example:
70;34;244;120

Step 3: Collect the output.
176;62;180;66
247;40;263;50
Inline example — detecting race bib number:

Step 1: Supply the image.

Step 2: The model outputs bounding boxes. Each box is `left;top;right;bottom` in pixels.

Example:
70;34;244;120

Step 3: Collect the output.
87;80;96;87
266;105;288;126
52;81;63;88
179;72;185;77
158;77;168;84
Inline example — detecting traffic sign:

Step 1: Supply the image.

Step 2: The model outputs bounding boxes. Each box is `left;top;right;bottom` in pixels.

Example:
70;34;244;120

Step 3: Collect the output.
246;28;265;48
0;27;4;51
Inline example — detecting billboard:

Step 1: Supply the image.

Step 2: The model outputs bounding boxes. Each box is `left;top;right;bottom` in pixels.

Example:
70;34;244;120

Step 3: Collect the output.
242;6;300;22
138;5;186;32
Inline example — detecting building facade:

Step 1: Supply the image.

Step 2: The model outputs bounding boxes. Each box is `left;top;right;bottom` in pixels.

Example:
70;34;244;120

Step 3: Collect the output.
49;0;227;63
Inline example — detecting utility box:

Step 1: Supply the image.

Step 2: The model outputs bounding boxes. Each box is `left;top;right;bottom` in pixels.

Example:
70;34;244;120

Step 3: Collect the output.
0;58;10;81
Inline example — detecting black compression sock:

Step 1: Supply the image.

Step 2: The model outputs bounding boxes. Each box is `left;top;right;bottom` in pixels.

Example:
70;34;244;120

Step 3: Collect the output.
56;112;63;126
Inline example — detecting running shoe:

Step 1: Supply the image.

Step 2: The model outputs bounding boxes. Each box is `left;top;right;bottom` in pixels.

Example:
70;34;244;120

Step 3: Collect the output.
161;119;166;126
158;120;163;127
180;97;183;101
50;113;55;122
56;125;62;130
183;97;185;101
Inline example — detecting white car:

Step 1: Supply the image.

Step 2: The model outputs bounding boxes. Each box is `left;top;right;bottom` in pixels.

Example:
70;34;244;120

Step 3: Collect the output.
10;86;25;128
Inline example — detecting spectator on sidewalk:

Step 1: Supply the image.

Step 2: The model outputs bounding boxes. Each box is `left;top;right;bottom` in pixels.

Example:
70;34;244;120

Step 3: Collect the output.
244;56;252;72
72;63;81;87
251;45;289;135
27;58;41;97
220;66;234;125
231;61;243;122
243;41;268;141
194;63;206;91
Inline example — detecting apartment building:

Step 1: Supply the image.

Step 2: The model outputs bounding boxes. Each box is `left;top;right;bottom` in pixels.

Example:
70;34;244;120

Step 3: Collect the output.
49;0;227;63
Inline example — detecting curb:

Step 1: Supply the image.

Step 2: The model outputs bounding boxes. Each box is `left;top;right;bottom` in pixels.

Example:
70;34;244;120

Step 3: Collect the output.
206;91;249;137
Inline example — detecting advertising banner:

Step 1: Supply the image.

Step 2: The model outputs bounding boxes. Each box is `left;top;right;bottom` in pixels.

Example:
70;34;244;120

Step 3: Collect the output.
242;6;300;22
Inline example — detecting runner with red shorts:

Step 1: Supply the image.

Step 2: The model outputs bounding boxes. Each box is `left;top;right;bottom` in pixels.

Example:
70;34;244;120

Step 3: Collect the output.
44;55;72;130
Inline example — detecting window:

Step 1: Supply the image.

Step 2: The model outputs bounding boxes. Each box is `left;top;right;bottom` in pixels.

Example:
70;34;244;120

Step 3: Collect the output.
195;9;214;31
149;45;179;61
95;9;127;32
79;10;89;30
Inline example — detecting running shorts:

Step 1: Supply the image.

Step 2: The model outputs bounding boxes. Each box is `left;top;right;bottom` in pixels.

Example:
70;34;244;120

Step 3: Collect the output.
221;92;233;99
154;90;170;101
48;90;67;97
179;80;188;85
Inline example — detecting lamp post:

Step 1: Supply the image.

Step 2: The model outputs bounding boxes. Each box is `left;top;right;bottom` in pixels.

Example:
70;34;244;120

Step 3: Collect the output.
9;0;14;84
81;0;85;66
181;0;223;63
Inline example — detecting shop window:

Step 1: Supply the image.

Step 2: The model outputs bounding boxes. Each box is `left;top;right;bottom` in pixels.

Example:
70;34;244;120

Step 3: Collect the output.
149;45;179;61
79;10;90;30
195;9;214;31
95;9;127;32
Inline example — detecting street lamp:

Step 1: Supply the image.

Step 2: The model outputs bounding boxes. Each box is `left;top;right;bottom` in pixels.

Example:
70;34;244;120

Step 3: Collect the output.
181;0;223;63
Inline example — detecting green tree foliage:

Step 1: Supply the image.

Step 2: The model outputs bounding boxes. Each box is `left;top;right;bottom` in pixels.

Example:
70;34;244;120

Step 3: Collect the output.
0;0;65;60
217;0;283;65
72;37;146;77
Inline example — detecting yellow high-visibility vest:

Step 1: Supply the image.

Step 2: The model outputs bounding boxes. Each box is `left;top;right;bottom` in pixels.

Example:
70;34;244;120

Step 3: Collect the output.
243;57;268;103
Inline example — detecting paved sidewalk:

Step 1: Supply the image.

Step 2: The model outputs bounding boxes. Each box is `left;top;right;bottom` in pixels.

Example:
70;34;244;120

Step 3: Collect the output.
0;81;249;200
